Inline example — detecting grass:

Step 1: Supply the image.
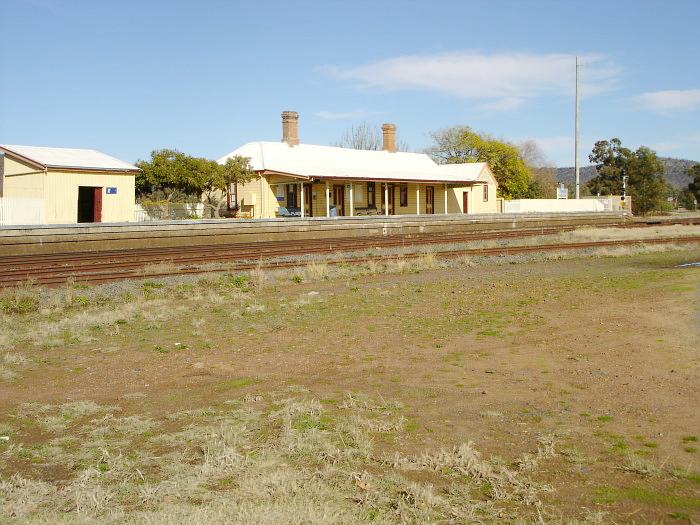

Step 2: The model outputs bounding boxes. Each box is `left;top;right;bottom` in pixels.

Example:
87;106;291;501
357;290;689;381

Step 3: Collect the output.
0;286;39;315
594;486;700;510
213;377;260;390
1;393;565;523
1;245;699;523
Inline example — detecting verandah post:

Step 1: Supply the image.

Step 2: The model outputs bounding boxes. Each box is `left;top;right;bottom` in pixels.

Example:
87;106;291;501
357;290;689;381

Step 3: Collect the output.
384;183;389;216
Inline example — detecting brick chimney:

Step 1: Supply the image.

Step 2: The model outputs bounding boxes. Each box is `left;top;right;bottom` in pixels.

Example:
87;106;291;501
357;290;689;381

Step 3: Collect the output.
382;123;397;153
281;110;299;146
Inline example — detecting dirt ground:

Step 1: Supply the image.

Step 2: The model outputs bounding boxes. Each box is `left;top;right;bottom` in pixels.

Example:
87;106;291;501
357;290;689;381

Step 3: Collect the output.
1;245;699;524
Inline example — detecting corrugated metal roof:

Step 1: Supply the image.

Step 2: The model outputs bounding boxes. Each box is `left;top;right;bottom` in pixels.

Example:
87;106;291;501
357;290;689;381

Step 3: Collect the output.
218;142;493;184
0;144;139;172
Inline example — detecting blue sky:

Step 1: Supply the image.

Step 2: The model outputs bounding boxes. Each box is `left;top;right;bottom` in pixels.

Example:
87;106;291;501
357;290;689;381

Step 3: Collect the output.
2;0;699;166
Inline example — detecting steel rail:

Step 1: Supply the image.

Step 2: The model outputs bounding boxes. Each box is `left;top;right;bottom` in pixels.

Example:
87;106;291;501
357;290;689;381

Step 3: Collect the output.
0;227;576;279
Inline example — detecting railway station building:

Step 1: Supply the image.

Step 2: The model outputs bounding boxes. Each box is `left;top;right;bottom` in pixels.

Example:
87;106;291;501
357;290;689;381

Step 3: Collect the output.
0;145;139;224
218;112;499;219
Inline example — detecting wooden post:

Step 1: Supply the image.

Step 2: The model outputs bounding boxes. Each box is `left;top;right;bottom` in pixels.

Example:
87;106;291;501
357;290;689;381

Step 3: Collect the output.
384;183;389;216
349;183;354;217
300;182;305;218
325;180;330;217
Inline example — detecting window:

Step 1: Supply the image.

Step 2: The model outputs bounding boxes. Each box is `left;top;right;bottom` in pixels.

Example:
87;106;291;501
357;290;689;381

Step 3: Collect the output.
483;184;489;202
354;184;364;203
399;183;408;207
367;182;375;208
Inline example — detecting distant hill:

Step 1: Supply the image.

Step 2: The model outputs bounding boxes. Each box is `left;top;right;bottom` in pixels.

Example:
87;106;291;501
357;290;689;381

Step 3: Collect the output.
556;157;699;190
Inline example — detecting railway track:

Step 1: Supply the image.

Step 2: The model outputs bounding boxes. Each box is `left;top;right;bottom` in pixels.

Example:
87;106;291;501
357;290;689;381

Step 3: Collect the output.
0;227;572;286
1;223;698;288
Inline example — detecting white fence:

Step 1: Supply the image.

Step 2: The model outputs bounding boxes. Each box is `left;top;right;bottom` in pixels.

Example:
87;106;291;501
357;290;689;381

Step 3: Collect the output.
0;198;45;226
502;197;628;214
134;202;205;222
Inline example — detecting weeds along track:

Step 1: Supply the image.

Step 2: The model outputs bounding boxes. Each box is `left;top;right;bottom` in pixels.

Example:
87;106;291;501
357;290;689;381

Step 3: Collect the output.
1;222;699;287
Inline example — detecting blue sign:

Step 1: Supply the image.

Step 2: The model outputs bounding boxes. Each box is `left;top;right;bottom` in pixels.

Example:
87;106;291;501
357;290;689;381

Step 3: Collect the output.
106;187;117;194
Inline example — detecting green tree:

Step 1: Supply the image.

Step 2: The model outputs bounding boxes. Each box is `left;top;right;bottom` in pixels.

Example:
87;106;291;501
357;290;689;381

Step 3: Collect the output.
675;188;697;211
197;155;256;218
135;149;200;202
136;150;255;218
688;164;700;206
587;138;630;195
587;139;667;215
428;127;531;198
628;146;669;215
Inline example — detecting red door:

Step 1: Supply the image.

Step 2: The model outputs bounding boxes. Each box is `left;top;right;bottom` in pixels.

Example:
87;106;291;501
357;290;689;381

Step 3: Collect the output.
462;192;468;214
426;186;434;214
93;187;102;222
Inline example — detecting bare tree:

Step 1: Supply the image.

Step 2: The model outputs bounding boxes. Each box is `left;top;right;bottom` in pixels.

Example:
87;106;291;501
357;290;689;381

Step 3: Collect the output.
518;139;558;198
334;122;410;151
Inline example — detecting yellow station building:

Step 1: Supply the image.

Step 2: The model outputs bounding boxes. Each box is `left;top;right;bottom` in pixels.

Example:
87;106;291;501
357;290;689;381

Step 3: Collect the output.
218;112;499;219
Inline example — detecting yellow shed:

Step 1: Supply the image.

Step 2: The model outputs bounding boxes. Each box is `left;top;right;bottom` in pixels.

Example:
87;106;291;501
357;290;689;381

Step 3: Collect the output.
0;144;139;224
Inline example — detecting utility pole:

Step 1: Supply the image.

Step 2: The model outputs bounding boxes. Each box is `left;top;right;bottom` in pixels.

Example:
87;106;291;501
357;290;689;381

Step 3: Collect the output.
575;55;581;200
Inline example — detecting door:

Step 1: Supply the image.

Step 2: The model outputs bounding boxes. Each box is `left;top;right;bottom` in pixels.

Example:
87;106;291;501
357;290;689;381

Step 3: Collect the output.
286;184;298;209
77;186;102;223
462;191;469;214
426;186;435;214
304;183;313;217
93;187;102;222
333;185;345;216
381;183;395;214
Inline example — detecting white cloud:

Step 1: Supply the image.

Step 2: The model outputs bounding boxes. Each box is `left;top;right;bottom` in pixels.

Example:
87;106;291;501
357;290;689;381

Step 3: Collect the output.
324;51;620;109
314;110;374;120
632;89;700;113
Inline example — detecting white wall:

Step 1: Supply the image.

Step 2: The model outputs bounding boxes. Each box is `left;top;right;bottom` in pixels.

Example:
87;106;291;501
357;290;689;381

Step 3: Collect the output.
503;199;607;213
0;198;45;225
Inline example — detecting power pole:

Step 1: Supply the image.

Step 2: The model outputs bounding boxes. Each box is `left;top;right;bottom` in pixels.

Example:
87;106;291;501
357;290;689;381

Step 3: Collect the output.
575;55;581;199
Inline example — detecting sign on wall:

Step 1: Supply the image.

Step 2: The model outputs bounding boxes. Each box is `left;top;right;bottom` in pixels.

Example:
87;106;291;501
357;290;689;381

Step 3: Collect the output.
106;187;117;194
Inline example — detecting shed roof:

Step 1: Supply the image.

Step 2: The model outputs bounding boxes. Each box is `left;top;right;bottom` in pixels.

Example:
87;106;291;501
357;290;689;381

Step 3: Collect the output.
0;144;139;172
218;142;494;185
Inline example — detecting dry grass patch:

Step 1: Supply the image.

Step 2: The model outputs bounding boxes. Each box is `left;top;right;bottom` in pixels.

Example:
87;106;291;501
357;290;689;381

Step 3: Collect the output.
0;392;570;524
